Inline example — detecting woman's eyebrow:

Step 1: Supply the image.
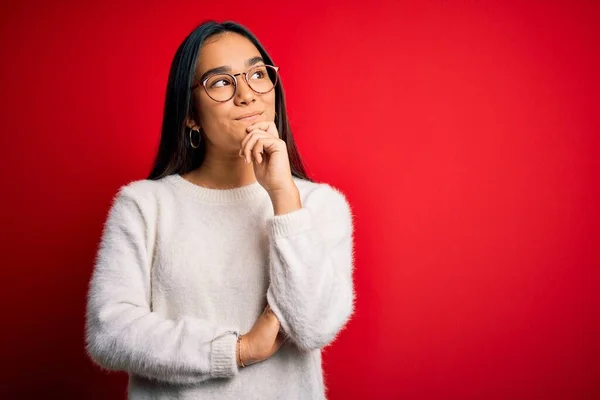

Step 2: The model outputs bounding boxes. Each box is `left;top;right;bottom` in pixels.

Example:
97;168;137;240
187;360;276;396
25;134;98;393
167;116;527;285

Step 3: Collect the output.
199;56;265;82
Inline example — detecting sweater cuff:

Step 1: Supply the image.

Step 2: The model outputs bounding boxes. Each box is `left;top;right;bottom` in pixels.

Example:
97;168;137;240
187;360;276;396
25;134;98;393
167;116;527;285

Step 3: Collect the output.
268;207;313;238
210;332;238;378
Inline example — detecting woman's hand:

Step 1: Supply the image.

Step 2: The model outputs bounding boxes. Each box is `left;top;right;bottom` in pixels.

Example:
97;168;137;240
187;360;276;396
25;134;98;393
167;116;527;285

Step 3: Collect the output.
239;121;294;194
238;303;286;366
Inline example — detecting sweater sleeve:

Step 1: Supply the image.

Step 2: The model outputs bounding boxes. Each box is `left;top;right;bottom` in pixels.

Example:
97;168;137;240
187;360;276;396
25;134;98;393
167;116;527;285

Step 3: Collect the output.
85;185;239;385
265;184;356;351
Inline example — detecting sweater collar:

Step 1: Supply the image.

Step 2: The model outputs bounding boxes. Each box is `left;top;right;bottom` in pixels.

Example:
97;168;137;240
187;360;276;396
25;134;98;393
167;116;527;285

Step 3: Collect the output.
165;174;267;204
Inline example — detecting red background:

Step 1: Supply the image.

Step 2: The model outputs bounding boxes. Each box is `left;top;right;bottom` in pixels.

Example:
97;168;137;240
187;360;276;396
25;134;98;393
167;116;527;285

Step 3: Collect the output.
0;0;597;399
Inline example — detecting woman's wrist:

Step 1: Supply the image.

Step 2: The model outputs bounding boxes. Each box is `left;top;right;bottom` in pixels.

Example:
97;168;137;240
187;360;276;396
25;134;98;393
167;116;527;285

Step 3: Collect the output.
236;335;246;368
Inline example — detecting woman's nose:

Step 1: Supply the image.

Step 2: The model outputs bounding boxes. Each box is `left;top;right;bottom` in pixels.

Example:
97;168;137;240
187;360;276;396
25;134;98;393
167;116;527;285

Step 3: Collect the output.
234;77;256;105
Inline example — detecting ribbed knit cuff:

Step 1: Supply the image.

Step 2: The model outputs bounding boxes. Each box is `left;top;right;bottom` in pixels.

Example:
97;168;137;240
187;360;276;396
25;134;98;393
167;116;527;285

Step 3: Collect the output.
210;332;239;378
268;208;313;238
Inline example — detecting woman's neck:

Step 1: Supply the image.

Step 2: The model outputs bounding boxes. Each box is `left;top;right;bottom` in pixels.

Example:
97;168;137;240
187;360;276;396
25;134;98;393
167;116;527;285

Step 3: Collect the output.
183;149;257;190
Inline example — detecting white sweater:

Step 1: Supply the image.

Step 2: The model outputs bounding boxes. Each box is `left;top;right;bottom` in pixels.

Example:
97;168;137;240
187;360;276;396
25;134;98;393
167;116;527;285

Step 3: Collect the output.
85;173;355;399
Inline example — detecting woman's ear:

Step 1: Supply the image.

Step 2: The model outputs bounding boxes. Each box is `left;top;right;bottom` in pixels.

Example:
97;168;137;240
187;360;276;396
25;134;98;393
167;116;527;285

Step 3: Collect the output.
185;116;197;130
186;102;200;129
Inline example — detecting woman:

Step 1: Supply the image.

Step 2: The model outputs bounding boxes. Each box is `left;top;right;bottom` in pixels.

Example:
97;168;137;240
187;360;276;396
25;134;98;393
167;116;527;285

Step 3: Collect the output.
85;20;355;399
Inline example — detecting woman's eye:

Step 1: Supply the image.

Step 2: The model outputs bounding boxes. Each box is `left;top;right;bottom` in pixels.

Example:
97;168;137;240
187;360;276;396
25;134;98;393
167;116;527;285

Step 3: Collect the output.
250;71;265;80
212;79;231;88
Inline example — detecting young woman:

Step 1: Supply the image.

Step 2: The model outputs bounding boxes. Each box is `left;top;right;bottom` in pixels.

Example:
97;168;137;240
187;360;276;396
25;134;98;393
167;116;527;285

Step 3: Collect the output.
85;20;355;399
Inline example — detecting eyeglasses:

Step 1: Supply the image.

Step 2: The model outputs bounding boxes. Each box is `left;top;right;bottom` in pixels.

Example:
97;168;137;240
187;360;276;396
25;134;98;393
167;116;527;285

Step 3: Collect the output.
191;65;280;102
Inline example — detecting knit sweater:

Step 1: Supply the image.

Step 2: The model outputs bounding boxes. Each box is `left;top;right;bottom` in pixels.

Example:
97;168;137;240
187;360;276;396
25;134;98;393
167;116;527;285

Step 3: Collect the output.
84;173;355;399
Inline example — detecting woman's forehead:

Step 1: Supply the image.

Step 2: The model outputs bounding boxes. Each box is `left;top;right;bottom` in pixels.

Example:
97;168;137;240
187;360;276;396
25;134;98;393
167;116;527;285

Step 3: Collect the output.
196;33;261;73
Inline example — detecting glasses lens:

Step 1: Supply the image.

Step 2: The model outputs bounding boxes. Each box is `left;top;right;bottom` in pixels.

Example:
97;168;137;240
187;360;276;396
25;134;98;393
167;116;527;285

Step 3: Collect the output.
247;65;277;93
205;74;235;101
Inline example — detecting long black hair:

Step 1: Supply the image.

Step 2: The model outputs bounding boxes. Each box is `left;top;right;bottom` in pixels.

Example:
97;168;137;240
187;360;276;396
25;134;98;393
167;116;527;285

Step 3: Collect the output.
147;20;311;182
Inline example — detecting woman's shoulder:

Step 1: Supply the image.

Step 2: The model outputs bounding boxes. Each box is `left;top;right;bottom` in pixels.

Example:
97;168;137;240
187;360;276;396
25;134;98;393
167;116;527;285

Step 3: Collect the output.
114;175;348;208
109;174;179;212
116;175;173;197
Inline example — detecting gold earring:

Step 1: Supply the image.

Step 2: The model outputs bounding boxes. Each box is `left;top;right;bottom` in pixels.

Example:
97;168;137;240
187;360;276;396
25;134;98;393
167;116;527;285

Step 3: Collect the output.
189;127;201;149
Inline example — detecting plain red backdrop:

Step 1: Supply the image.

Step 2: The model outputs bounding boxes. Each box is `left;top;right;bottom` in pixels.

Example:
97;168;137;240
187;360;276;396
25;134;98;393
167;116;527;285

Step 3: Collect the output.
0;0;597;399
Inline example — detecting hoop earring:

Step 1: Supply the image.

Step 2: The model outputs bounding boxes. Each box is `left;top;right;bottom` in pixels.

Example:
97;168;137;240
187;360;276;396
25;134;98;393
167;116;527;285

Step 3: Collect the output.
189;127;201;149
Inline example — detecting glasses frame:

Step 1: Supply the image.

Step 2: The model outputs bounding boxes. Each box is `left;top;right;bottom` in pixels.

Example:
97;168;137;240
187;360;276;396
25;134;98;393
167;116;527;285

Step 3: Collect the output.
191;65;280;103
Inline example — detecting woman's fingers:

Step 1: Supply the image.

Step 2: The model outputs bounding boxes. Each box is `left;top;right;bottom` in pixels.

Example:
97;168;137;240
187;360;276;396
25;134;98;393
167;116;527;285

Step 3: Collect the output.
246;121;278;138
240;129;263;154
265;303;280;330
265;304;278;322
263;303;271;315
277;331;286;344
241;131;278;164
253;141;264;164
273;334;285;352
239;130;265;163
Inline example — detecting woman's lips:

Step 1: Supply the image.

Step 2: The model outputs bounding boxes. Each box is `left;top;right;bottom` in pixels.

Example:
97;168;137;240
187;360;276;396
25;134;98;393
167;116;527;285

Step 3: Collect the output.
236;112;263;122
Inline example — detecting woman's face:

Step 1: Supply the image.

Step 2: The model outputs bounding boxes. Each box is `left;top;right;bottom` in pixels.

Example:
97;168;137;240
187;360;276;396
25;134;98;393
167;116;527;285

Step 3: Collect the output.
188;32;276;153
